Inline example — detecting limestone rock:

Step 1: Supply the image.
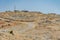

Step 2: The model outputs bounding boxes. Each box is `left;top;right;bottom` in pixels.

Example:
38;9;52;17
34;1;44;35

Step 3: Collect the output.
0;11;60;40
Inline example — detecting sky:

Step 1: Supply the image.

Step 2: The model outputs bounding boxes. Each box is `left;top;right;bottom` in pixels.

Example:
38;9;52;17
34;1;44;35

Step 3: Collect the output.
0;0;60;14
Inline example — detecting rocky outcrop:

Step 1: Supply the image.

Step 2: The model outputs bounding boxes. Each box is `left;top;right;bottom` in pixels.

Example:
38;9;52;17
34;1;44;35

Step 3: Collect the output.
0;11;60;40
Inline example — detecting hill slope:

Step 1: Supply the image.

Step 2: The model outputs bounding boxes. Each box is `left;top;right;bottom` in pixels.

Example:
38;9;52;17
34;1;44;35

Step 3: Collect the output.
0;11;60;40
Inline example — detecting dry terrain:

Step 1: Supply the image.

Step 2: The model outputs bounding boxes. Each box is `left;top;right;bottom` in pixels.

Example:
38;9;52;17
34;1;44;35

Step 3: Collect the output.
0;11;60;40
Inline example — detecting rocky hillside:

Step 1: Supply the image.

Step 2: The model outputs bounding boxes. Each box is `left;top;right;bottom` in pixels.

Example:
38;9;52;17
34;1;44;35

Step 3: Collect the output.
0;11;60;40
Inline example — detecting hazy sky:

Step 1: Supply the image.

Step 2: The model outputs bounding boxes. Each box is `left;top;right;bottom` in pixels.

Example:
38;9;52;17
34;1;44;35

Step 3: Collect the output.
0;0;60;14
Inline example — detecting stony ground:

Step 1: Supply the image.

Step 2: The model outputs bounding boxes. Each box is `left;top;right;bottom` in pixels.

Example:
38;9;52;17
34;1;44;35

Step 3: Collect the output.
0;11;60;40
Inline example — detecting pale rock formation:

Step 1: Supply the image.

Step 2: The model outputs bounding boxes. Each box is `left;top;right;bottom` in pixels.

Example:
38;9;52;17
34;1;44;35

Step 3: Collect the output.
0;11;60;40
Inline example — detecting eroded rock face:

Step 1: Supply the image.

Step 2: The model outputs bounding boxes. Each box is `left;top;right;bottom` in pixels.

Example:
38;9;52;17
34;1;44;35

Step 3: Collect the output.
0;11;60;40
